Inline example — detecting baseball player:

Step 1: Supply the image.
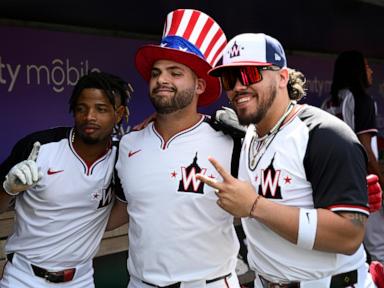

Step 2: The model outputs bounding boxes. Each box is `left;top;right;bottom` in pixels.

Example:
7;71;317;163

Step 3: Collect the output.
197;33;376;287
107;9;242;288
0;71;132;288
322;50;384;287
322;49;384;258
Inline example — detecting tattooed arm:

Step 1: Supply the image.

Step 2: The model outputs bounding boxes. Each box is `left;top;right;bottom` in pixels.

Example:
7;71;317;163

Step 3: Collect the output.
247;199;367;255
197;156;368;256
245;196;367;255
313;210;367;255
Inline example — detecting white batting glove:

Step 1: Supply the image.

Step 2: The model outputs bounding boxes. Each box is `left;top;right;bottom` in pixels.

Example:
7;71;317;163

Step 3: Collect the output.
3;142;43;196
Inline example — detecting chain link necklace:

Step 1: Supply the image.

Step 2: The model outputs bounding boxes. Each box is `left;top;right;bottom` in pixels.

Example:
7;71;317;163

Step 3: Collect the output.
249;101;295;171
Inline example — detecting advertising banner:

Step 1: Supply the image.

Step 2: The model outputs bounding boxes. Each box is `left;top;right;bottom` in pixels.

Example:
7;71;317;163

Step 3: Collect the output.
1;25;383;162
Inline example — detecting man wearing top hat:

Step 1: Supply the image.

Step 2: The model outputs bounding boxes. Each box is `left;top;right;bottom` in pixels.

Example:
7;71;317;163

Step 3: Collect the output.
107;9;242;288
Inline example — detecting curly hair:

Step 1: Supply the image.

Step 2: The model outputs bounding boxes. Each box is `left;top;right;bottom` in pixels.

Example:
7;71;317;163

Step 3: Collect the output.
69;71;133;136
287;68;307;101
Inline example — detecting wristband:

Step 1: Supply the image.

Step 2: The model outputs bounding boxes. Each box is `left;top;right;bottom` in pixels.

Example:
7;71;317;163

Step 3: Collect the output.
297;208;317;250
3;180;20;196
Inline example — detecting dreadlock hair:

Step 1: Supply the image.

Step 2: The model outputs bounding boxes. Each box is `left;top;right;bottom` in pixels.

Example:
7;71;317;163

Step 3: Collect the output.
287;68;306;101
330;50;369;106
69;71;133;137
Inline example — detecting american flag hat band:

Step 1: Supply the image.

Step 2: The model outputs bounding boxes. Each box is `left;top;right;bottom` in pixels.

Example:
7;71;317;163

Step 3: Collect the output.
160;36;205;59
135;9;227;107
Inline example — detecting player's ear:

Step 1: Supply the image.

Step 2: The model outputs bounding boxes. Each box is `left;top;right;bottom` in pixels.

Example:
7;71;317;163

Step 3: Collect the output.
115;105;125;124
195;78;206;96
279;68;289;88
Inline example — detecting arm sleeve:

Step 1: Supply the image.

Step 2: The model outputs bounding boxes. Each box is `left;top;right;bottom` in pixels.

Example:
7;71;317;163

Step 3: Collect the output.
304;122;369;215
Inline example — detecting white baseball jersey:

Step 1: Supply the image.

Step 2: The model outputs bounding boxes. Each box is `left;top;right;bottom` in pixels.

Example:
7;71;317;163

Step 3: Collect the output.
240;105;369;282
115;115;240;286
0;127;116;269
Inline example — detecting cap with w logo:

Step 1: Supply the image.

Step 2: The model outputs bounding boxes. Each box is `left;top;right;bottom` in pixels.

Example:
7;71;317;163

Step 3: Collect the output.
209;33;287;76
135;9;227;107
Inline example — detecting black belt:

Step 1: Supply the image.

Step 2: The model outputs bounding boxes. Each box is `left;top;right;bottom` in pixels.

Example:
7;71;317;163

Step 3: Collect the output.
330;270;357;288
259;269;357;288
7;253;76;283
142;273;232;288
259;275;299;288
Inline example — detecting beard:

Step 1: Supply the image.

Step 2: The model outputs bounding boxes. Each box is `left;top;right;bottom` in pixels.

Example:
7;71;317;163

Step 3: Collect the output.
150;86;195;114
80;136;100;145
74;126;112;145
237;85;277;126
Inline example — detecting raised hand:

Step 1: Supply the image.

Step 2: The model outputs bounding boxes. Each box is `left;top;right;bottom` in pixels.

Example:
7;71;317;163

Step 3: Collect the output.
2;142;43;196
196;156;258;217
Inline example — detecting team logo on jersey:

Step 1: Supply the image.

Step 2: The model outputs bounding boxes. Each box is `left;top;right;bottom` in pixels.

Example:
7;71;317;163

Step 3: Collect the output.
258;155;283;199
177;153;207;194
92;183;114;209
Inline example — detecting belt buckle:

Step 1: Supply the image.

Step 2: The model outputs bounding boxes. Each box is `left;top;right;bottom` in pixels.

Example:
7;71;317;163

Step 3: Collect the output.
44;268;76;283
44;271;63;283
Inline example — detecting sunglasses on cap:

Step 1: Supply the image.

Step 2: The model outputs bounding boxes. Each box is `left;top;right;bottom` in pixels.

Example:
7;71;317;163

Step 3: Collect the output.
220;66;281;91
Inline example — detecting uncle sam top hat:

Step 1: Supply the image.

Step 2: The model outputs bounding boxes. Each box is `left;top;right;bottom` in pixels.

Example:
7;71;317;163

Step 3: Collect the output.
135;9;227;106
209;33;287;76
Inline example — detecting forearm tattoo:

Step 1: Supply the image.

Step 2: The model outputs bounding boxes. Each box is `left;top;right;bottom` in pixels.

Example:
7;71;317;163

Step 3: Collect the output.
342;212;367;227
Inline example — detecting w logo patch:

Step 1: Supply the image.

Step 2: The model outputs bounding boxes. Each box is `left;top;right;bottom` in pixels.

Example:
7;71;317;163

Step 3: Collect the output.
258;155;282;199
178;153;206;194
97;186;114;208
229;41;241;58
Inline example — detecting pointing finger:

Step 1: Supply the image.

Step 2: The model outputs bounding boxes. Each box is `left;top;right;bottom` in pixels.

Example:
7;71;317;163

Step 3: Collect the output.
26;160;39;182
28;142;41;161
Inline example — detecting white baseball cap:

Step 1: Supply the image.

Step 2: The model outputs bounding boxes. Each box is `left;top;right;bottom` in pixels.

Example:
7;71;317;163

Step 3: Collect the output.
209;33;287;76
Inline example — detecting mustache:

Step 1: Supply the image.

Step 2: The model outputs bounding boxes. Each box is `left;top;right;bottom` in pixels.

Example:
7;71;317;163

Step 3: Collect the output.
152;85;176;94
231;90;255;100
77;122;100;129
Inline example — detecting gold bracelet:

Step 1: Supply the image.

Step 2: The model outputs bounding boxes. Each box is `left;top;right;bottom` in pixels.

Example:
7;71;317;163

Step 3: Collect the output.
249;194;261;217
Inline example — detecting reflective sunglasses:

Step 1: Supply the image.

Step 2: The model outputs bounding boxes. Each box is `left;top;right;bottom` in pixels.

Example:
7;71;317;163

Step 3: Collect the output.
220;66;281;91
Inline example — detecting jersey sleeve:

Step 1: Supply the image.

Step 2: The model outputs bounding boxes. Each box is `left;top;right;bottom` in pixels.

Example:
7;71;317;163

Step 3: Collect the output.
354;94;377;135
0;128;70;183
0;134;39;182
304;121;369;215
